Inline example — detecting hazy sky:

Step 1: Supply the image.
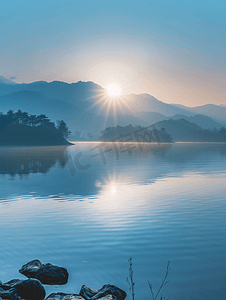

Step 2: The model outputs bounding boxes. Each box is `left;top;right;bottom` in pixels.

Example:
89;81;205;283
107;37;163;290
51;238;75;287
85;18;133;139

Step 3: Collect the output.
1;0;226;106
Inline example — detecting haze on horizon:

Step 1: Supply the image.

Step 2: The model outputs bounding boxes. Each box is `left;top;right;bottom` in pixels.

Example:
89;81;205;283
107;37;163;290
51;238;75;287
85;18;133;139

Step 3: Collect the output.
1;0;226;107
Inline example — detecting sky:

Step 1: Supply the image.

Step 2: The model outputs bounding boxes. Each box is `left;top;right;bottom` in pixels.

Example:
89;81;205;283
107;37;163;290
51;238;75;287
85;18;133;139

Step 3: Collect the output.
1;0;226;107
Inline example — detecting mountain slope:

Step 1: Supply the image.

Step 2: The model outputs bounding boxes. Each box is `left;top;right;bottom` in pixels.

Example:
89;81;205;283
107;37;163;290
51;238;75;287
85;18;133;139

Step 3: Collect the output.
170;114;223;130
137;111;168;124
171;103;226;125
154;119;226;142
155;119;204;142
127;94;195;117
1;79;226;136
0;75;17;85
190;104;226;125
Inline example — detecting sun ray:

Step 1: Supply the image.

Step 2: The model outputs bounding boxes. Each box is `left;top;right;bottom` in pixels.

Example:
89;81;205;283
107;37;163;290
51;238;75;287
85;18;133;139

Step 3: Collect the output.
83;82;136;126
116;100;124;114
87;95;106;110
103;101;113;129
113;100;117;122
98;99;110;113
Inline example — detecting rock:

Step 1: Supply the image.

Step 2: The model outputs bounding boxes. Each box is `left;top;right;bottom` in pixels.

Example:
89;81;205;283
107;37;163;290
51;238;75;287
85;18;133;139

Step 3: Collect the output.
79;285;126;300
79;286;98;299
97;296;118;300
0;280;21;300
4;280;23;288
0;287;21;300
5;278;45;300
19;260;69;285
45;293;84;300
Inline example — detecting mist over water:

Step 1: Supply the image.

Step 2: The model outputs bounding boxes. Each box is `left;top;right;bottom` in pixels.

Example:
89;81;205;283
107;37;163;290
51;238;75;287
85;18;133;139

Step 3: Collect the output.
0;142;226;300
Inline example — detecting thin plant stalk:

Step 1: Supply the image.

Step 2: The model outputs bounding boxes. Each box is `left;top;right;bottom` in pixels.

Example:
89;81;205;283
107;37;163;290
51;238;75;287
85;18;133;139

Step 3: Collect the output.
148;261;171;300
126;257;135;300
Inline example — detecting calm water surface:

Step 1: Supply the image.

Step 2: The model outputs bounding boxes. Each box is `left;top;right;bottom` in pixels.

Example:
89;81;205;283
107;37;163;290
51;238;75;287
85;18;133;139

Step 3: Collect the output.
0;142;226;300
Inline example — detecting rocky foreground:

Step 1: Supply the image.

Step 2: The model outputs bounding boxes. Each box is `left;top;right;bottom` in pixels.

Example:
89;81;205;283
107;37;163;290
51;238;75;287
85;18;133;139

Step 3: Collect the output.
0;260;126;300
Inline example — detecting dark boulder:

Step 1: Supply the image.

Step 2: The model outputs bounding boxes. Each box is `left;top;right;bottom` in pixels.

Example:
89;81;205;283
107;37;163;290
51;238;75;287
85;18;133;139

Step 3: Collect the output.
0;280;22;300
19;260;69;285
45;293;84;300
0;287;21;300
97;296;118;300
79;285;126;300
4;278;45;300
79;286;98;299
4;280;23;289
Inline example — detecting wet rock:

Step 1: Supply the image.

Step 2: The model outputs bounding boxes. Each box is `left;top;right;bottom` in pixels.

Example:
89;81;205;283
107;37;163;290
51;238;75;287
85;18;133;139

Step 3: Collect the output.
45;293;84;300
79;285;126;300
97;296;118;300
19;260;69;285
0;287;21;300
0;280;21;300
5;278;45;300
79;286;98;299
4;280;23;289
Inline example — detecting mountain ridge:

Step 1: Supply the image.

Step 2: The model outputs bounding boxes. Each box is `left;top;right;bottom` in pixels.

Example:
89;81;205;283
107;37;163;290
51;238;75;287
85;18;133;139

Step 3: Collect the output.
1;78;226;135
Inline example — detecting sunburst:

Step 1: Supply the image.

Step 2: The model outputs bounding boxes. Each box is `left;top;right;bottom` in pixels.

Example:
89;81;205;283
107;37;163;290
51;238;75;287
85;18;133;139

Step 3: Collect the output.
106;84;121;96
86;83;134;126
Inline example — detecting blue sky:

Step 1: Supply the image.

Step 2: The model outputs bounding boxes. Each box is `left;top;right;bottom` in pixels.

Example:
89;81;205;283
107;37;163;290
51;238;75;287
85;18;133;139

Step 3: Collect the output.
1;0;226;106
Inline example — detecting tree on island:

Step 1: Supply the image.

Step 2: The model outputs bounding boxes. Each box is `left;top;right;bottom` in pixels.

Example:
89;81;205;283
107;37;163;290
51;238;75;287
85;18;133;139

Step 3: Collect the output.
0;110;72;146
100;124;173;143
56;120;71;139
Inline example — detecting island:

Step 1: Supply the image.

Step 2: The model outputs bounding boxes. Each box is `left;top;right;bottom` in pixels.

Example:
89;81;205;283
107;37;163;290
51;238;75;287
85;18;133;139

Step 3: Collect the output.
99;124;173;143
0;110;72;146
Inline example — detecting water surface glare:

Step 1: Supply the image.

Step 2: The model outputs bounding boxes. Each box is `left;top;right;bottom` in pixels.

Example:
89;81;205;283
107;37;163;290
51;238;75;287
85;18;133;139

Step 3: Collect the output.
0;143;226;300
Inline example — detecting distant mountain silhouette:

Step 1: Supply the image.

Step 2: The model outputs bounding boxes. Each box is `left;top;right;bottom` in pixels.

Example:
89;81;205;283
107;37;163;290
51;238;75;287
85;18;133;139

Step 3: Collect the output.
1;78;226;136
190;104;226;125
137;111;168;124
126;94;195;117
170;114;223;130
0;75;17;85
171;103;226;126
154;119;226;142
0;90;78;123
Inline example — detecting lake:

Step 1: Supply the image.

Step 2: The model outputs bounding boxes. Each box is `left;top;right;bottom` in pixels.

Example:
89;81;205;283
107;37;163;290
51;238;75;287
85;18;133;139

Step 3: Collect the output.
0;142;226;300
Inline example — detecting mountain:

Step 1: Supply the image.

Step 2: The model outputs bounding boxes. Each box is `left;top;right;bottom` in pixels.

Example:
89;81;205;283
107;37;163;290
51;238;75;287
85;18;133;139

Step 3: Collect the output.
154;119;226;142
137;111;168;124
1;78;226;137
0;90;110;137
0;75;17;85
170;114;223;130
190;104;226;126
127;94;195;117
171;103;226;126
154;119;202;142
0;90;77;122
0;81;149;135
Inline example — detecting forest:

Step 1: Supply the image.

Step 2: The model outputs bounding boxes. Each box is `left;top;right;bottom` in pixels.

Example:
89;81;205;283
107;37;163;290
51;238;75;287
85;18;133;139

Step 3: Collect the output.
0;110;71;146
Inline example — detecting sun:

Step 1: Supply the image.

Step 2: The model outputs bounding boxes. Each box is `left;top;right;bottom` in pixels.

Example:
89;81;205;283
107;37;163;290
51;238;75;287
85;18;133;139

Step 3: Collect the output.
106;84;121;96
87;82;134;124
